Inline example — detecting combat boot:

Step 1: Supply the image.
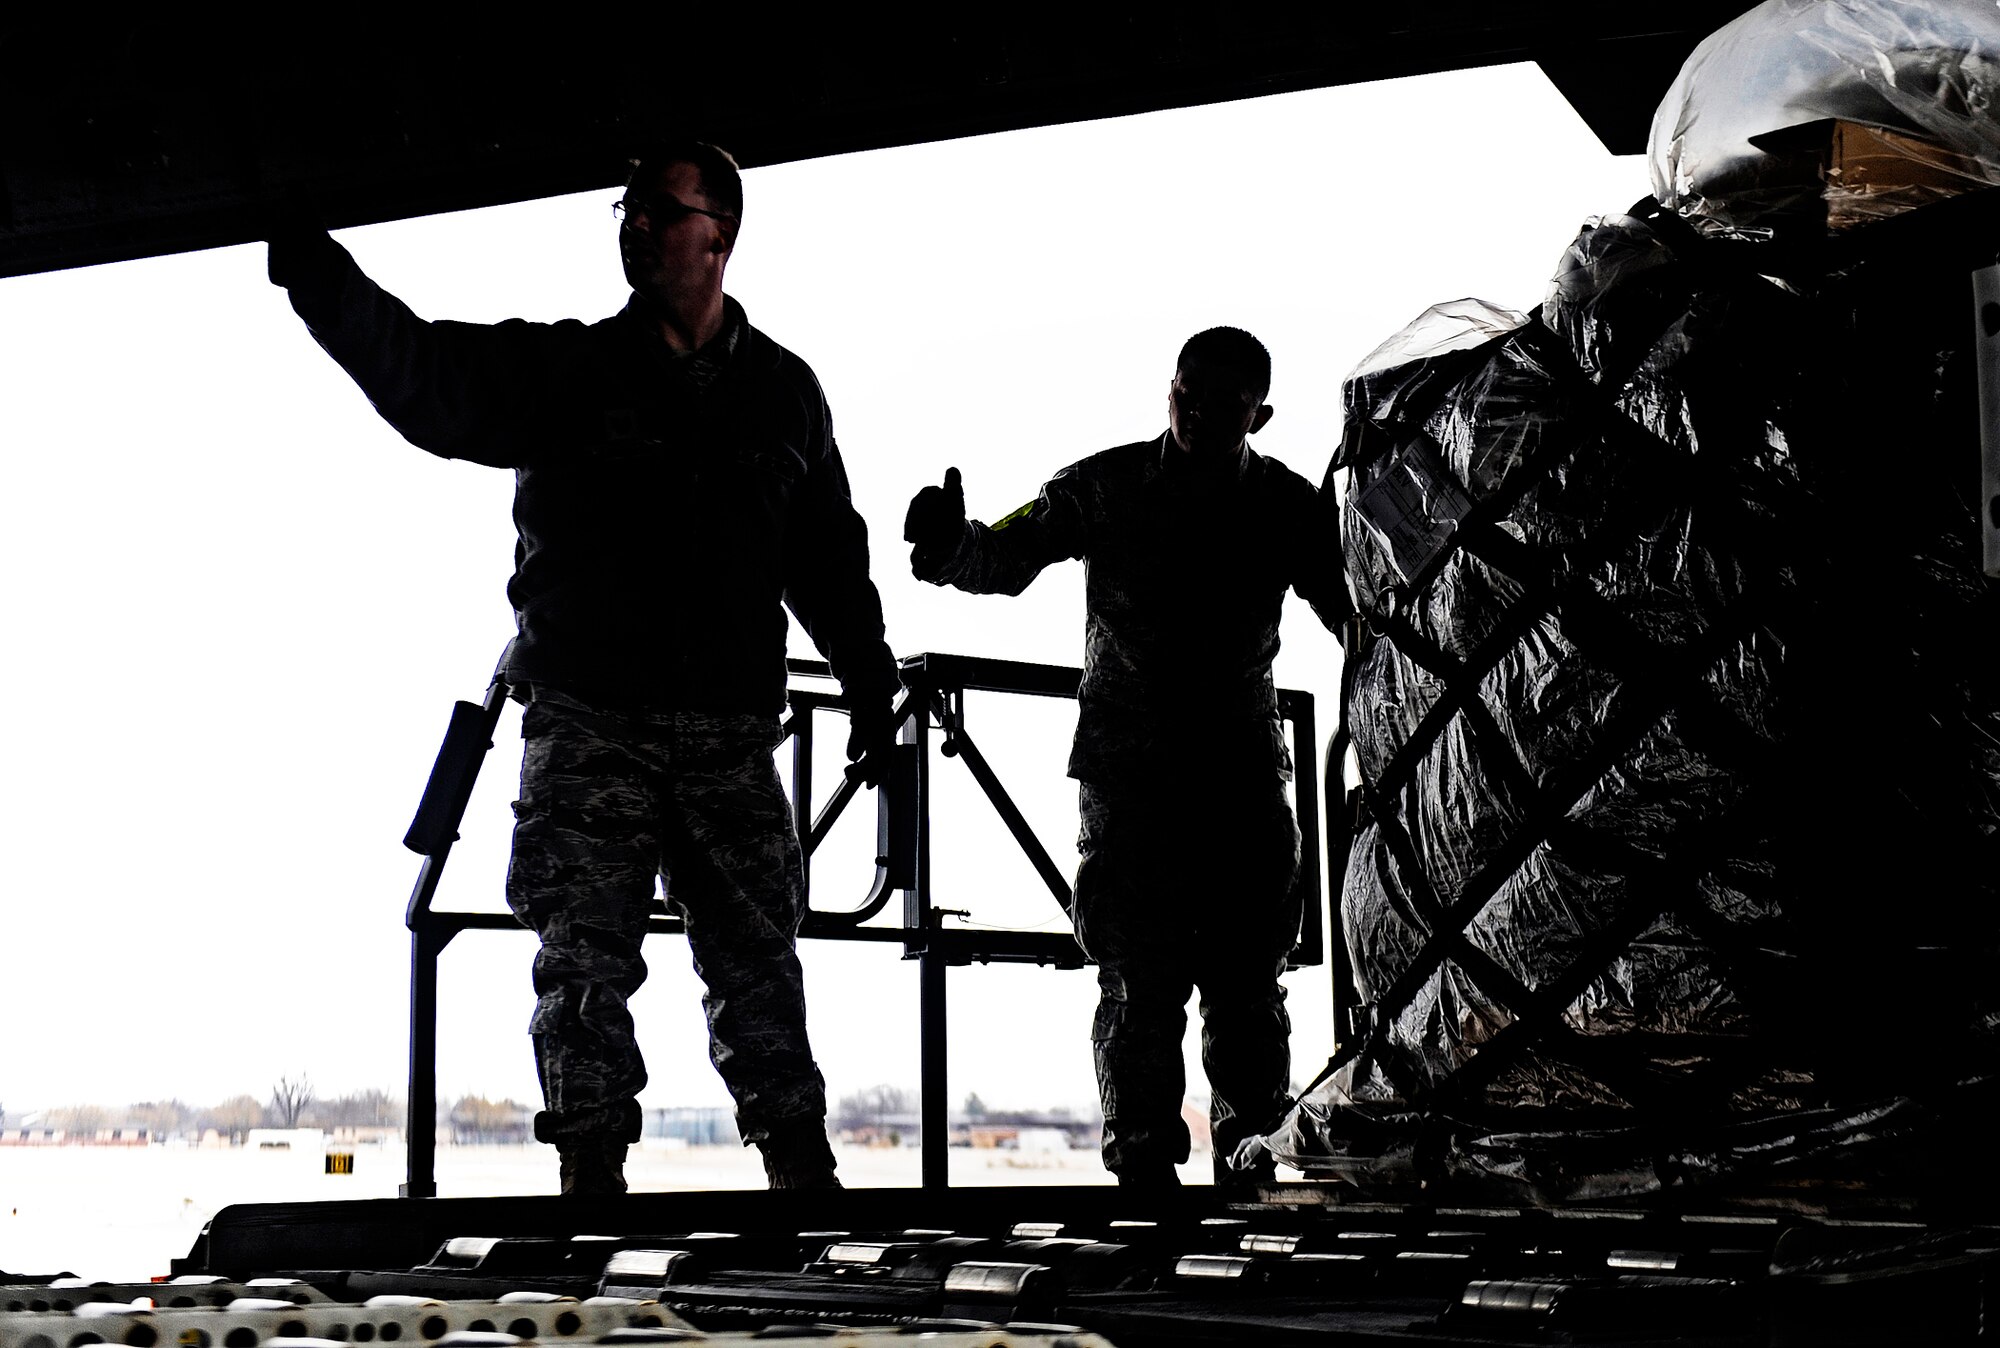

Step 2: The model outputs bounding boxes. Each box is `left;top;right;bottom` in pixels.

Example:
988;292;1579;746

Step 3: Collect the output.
557;1137;628;1197
757;1118;841;1190
1114;1163;1182;1190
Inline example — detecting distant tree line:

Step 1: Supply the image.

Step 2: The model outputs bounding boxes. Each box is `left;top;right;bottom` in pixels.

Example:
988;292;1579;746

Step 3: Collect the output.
446;1094;534;1143
0;1078;407;1142
5;1080;1090;1143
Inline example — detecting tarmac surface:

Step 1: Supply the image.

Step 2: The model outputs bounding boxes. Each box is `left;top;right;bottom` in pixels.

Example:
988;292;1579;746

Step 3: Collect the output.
0;1139;1215;1282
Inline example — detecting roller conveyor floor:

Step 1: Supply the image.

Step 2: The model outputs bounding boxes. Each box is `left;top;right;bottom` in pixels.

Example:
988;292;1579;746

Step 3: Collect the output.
7;1183;1995;1347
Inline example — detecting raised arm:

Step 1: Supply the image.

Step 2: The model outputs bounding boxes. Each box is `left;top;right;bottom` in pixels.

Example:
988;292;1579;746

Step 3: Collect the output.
267;222;566;468
905;466;1088;596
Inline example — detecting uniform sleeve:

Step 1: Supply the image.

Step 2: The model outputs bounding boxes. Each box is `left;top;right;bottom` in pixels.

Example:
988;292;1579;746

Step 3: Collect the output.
1284;469;1355;634
782;394;900;712
916;467;1090;596
273;231;563;468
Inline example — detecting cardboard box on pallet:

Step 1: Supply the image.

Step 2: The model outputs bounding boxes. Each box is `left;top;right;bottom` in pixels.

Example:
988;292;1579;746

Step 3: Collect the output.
1748;117;1995;230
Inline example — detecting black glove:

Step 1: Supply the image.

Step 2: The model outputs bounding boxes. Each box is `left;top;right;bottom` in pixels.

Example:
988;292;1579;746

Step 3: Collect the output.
845;702;898;788
904;466;967;573
262;194;347;292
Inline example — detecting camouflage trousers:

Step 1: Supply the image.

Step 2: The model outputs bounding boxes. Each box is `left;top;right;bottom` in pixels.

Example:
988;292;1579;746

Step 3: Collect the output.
506;696;826;1146
1073;778;1302;1177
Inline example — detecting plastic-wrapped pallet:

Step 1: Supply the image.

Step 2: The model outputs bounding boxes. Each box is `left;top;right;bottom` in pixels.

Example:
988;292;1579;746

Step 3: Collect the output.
1264;0;2000;1205
1651;0;2000;237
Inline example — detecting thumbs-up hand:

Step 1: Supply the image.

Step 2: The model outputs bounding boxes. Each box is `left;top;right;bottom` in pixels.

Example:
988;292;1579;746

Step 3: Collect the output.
263;192;345;292
904;466;968;570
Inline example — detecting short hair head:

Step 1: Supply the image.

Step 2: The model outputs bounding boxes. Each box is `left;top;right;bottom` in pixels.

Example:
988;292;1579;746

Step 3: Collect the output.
626;139;744;225
1177;326;1271;402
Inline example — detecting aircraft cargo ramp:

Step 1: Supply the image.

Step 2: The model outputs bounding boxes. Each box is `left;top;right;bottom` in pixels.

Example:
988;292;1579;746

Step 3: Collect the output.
12;8;2000;1345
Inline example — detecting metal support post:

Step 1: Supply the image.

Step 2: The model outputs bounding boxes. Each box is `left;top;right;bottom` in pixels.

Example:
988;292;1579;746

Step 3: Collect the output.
1323;618;1364;1046
903;692;949;1191
790;710;813;893
919;940;949;1190
401;674;509;1198
404;916;452;1198
1284;692;1323;967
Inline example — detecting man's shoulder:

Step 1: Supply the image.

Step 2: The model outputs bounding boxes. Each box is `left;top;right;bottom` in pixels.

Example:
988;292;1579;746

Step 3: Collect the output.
1061;438;1159;484
736;317;828;404
1246;446;1317;496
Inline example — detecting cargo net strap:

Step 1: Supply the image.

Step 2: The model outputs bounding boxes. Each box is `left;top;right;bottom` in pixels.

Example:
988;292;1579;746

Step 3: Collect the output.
1328;199;1960;1136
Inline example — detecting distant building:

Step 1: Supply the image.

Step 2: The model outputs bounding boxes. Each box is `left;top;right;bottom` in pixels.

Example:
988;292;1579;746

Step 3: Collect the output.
840;1112;1098;1150
246;1128;326;1152
1014;1127;1073;1154
0;1128;64;1147
645;1106;739;1148
327;1124;403;1147
843;1113;922;1148
0;1127;150;1147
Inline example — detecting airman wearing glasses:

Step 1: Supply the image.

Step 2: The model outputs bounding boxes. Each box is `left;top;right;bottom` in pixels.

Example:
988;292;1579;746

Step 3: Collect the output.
267;140;899;1196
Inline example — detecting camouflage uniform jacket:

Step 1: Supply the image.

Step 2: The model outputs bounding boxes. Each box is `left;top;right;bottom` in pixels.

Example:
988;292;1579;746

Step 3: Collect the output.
280;237;898;719
917;434;1348;784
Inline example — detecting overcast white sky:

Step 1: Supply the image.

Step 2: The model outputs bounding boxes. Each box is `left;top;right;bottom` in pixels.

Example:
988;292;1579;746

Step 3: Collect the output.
0;64;1643;1129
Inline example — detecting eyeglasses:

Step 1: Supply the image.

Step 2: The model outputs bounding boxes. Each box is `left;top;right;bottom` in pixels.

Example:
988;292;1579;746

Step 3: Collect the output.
613;194;733;229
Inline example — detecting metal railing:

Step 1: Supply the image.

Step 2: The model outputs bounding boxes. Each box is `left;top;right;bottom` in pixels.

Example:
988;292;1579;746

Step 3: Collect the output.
400;651;1321;1196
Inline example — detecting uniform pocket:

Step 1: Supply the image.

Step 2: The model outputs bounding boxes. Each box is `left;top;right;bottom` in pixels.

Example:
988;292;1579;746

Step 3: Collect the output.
729;433;807;486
